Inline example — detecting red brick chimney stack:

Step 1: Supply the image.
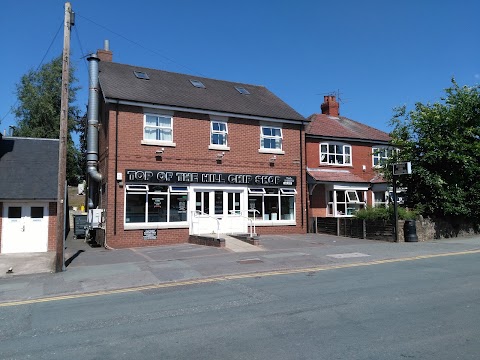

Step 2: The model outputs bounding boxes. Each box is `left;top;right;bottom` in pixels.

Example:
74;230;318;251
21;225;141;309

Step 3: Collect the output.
97;40;113;62
321;95;339;117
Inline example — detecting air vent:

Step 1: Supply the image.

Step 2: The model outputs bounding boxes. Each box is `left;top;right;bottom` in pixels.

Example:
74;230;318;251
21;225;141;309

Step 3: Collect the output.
235;86;250;95
190;79;206;88
134;71;149;80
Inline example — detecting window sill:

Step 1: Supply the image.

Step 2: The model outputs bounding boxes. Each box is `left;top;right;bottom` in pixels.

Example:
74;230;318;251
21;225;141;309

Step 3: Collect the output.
258;149;285;155
319;163;353;167
208;144;230;151
124;222;188;230
141;140;176;147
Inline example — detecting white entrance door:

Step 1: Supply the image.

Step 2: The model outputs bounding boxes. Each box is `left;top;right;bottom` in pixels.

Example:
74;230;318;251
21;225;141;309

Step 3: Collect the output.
190;190;247;235
1;203;49;253
214;190;247;234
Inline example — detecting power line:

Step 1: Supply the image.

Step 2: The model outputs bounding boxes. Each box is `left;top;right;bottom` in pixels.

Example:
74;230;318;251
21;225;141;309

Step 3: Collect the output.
75;13;206;77
72;25;89;74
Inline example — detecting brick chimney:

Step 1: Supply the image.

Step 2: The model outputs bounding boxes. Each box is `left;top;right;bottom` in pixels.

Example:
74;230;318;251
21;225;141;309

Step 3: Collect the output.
97;40;112;62
321;95;339;117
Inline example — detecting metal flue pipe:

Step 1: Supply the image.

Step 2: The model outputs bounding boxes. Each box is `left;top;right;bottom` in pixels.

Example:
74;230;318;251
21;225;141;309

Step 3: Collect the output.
86;54;102;208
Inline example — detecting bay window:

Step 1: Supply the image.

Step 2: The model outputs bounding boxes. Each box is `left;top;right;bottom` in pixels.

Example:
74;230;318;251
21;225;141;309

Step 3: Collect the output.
327;189;366;216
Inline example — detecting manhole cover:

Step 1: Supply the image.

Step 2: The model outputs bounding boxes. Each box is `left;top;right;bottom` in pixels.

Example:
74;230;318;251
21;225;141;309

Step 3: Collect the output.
237;258;263;264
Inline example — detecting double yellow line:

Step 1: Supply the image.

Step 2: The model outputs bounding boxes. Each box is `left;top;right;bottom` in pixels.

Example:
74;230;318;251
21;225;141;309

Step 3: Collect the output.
1;248;480;308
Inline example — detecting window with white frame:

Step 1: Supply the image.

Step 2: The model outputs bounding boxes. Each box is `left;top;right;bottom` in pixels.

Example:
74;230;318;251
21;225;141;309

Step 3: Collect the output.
260;126;282;150
211;121;228;146
372;146;394;167
327;189;366;216
320;143;352;165
125;185;187;225
144;113;173;144
373;191;388;207
248;187;296;221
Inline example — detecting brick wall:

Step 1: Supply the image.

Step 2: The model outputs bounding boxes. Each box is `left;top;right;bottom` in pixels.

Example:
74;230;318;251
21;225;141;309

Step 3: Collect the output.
97;104;306;248
306;139;379;181
306;138;384;217
47;202;57;251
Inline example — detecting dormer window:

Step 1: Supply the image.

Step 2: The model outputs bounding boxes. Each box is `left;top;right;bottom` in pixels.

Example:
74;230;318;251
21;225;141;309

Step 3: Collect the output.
320;142;351;165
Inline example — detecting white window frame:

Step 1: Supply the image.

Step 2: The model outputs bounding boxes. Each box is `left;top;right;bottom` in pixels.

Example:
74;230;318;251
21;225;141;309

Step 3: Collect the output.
372;146;394;167
373;191;388;207
141;112;176;147
209;118;230;150
320;142;352;166
327;189;366;217
247;187;296;223
248;188;266;194
259;125;284;154
124;184;188;230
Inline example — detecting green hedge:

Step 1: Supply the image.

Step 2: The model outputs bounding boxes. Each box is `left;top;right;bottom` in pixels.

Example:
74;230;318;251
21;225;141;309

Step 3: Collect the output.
354;206;417;220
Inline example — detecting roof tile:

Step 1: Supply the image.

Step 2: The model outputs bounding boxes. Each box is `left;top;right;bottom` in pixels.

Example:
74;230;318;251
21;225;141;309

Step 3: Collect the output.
99;62;305;122
306;114;391;142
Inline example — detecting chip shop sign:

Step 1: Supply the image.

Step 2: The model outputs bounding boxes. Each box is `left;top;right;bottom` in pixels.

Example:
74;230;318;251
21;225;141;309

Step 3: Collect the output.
126;170;296;187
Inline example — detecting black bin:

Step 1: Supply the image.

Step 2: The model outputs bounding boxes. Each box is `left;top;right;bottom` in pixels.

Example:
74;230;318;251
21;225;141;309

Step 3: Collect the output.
404;220;418;242
74;214;88;239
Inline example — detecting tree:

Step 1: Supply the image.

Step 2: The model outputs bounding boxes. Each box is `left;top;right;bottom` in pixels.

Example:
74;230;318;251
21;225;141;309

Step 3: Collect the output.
13;55;83;184
388;80;480;225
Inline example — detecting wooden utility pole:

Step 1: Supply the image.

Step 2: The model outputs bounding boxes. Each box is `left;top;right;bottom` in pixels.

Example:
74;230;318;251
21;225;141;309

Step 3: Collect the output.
55;2;74;272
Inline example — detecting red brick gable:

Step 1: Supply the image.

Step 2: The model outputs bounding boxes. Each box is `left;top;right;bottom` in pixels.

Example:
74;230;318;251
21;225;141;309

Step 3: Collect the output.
306;113;391;142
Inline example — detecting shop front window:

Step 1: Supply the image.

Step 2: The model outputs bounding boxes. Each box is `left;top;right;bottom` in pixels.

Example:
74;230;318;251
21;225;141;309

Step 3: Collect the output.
148;194;167;222
248;196;263;220
125;185;188;226
170;194;188;222
126;193;147;223
281;196;295;220
247;187;296;222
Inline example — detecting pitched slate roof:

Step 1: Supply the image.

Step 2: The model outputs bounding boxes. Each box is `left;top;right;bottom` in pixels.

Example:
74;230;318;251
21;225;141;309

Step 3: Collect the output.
306;113;391;143
0;137;59;200
98;61;305;122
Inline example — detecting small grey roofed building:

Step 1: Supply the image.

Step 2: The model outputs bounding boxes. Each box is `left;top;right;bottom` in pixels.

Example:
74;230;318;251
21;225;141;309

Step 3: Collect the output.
98;62;305;122
0;137;59;200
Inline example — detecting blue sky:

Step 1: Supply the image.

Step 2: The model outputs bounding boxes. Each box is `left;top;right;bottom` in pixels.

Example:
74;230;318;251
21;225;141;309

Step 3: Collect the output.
1;0;479;138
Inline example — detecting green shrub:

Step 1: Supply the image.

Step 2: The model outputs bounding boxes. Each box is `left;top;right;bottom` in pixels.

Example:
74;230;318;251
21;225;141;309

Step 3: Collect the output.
354;206;418;220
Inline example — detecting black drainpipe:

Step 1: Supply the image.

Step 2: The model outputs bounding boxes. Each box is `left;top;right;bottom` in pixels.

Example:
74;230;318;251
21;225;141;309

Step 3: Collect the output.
300;121;305;231
114;101;119;235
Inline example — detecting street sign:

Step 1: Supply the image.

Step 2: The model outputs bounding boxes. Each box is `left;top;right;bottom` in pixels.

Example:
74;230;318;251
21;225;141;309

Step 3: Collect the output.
393;162;412;175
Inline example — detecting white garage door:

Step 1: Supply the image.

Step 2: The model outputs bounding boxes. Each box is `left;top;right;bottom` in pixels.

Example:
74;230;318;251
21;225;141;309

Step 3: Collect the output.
1;203;49;253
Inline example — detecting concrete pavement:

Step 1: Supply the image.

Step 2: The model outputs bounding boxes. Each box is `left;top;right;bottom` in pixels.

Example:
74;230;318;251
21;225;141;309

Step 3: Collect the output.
1;232;480;304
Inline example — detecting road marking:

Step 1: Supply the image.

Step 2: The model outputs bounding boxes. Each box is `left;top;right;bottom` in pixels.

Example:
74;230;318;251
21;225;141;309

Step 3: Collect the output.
327;252;370;259
1;248;480;307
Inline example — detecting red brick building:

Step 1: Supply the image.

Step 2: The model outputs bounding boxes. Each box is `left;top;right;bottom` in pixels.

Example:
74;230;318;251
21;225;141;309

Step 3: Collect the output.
306;96;391;219
87;48;307;248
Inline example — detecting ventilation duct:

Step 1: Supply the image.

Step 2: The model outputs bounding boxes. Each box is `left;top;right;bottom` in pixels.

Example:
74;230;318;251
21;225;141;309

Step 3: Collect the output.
86;54;102;209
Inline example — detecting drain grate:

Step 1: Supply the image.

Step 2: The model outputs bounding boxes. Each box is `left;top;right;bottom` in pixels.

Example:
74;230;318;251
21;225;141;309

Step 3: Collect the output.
237;258;263;264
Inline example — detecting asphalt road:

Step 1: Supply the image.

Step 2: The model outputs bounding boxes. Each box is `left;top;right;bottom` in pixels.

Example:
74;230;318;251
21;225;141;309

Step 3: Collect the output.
1;251;480;360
